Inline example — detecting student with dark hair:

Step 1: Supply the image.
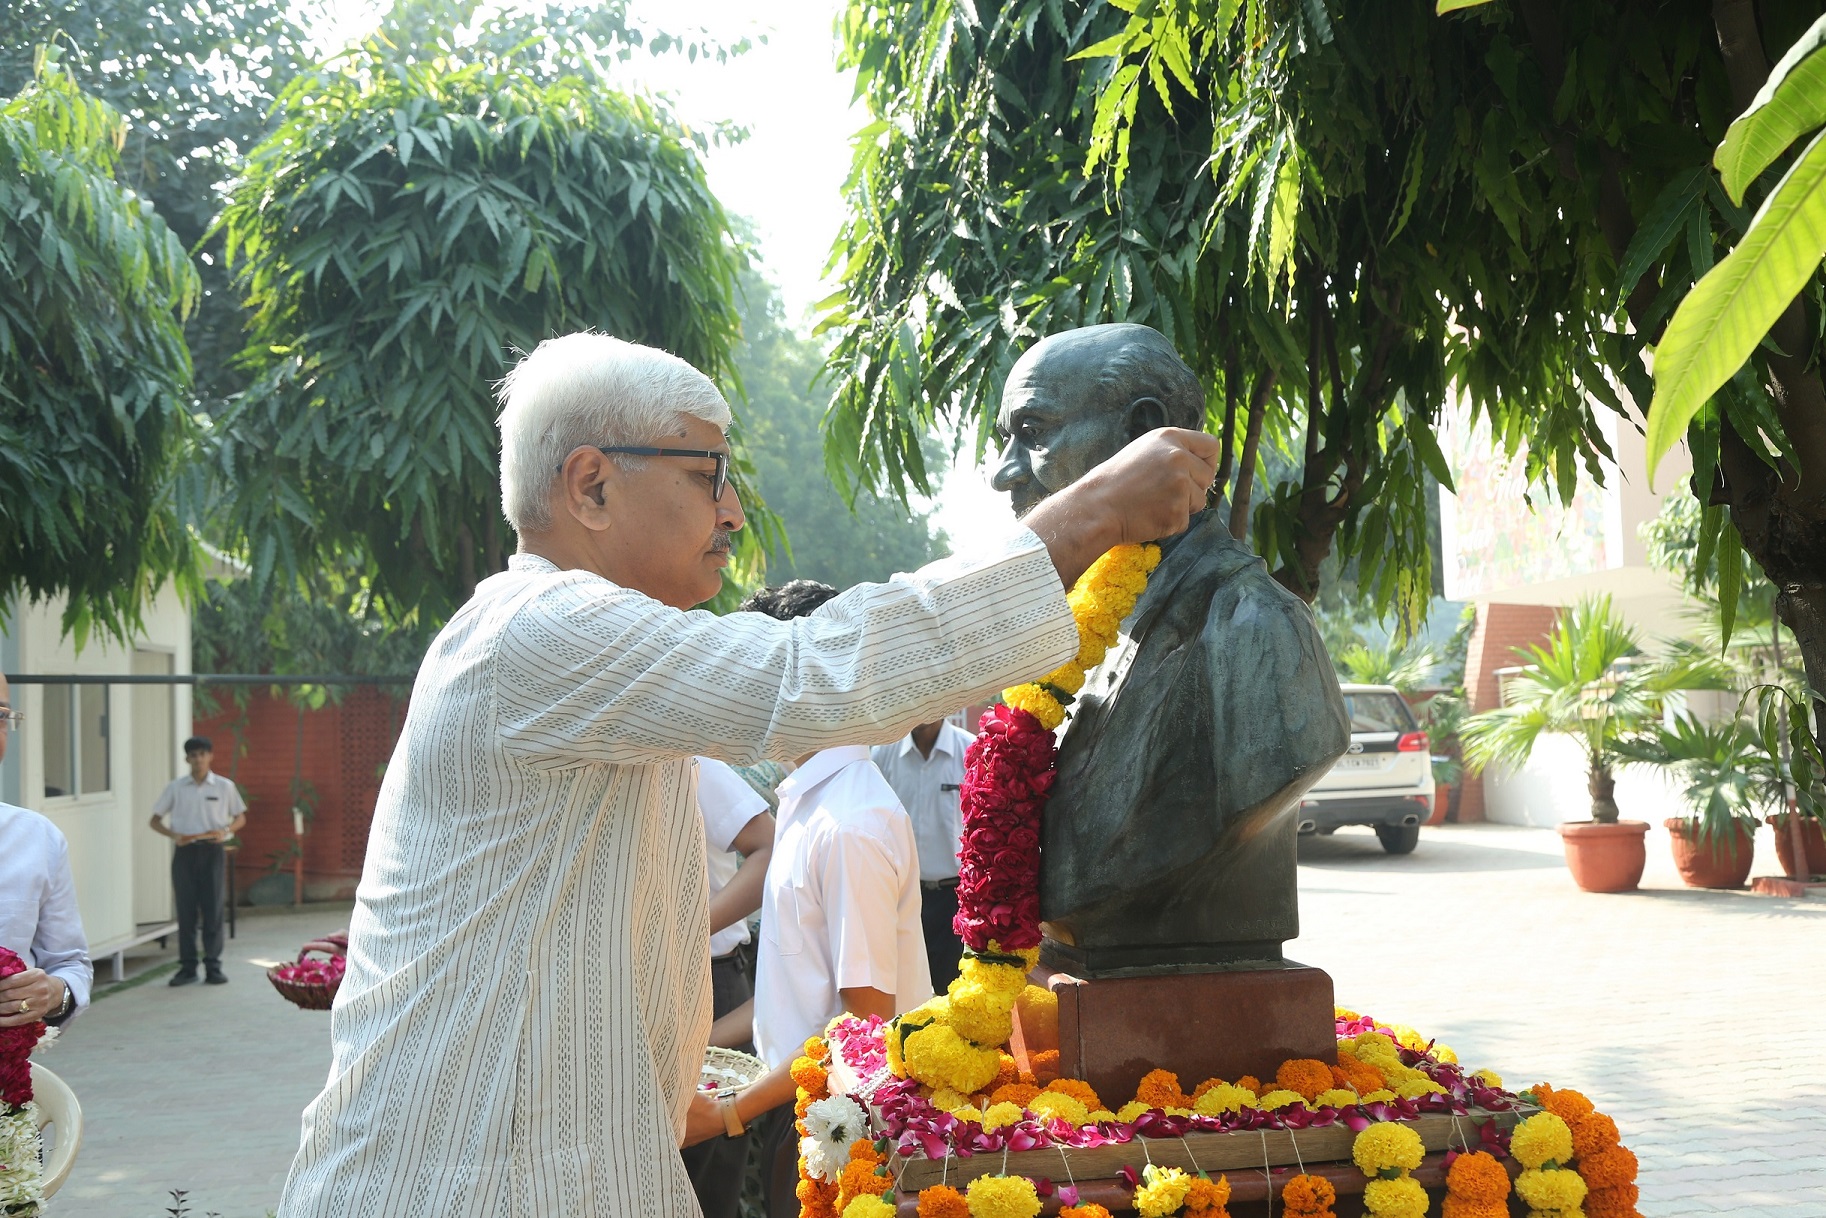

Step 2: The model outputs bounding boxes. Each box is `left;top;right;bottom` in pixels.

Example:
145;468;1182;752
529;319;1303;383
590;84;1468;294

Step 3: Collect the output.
149;736;246;986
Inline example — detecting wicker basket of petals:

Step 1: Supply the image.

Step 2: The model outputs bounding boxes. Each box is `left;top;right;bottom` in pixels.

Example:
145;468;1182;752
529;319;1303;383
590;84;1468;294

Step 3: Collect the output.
267;933;349;1011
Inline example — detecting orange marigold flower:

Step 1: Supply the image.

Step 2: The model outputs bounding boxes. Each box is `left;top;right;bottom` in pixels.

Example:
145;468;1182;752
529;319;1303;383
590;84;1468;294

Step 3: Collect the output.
798;1175;839;1218
916;1184;971;1218
795;1094;814;1120
1584;1182;1642;1218
1572;1112;1621;1160
1444;1150;1511;1204
848;1138;882;1166
1541;1086;1595;1124
1059;1206;1114;1218
1045;1077;1104;1111
1276;1058;1335;1102
990;1052;1021;1093
1440;1199;1508;1218
1134;1068;1191;1110
1577;1145;1639;1191
1192;1076;1228;1101
990;1082;1042;1107
1184;1174;1232;1212
1030;1049;1061;1082
1281;1172;1335;1217
838;1156;892;1202
1236;1075;1262;1095
791;1057;829;1095
805;1037;831;1062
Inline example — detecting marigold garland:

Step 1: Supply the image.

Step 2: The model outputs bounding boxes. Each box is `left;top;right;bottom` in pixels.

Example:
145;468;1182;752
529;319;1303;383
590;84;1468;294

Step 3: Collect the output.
1183;1173;1231;1214
1441;1149;1510;1218
1281;1173;1336;1218
964;1173;1042;1218
1355;1122;1428;1218
842;1197;897;1218
1133;1164;1193;1217
1058;1207;1114;1218
1275;1058;1335;1101
917;1185;971;1218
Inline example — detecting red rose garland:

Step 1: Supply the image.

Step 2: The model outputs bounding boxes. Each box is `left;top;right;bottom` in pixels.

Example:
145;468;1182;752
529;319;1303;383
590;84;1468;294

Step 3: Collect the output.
0;946;44;1107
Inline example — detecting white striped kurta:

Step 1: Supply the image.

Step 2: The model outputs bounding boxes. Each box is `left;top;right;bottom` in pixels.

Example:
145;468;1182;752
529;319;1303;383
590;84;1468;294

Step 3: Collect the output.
278;533;1076;1218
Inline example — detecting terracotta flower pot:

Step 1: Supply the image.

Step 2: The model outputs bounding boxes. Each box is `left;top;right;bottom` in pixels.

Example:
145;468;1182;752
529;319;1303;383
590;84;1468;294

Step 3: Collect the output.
1428;784;1451;827
1557;820;1648;893
1664;818;1757;890
1768;813;1826;880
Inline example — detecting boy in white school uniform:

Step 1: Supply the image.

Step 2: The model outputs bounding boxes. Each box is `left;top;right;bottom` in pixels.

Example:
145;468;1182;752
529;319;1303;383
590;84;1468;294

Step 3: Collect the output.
740;582;932;1217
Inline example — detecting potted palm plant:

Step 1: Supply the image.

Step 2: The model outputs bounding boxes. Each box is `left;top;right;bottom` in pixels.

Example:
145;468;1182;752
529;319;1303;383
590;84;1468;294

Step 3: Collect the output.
1460;597;1728;893
1613;716;1767;889
1418;692;1468;825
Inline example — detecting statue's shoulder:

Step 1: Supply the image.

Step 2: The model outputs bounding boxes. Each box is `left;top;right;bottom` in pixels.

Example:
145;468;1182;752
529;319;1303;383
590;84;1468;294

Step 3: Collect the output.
1182;527;1319;634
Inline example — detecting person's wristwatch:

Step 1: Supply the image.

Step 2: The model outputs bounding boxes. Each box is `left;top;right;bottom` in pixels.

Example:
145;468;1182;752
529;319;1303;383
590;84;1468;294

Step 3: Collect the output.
46;983;75;1025
718;1092;746;1138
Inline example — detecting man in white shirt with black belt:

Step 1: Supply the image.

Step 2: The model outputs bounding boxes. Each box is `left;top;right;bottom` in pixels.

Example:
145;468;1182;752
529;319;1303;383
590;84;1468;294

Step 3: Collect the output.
149;736;246;987
872;717;975;992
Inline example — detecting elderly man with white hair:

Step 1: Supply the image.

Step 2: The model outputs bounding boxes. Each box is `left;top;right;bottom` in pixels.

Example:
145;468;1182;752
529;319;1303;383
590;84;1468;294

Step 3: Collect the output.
277;333;1219;1218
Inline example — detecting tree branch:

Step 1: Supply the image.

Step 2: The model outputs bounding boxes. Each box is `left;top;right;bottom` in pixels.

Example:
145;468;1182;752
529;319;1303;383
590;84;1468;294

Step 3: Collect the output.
1216;328;1239;490
1228;370;1275;542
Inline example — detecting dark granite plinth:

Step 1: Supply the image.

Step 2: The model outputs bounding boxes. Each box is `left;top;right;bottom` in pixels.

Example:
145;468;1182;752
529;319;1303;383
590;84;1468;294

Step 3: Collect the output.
1015;960;1337;1105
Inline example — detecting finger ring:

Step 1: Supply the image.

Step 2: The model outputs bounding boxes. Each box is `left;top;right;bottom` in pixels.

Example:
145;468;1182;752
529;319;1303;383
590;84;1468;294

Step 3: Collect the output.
18;1000;29;1015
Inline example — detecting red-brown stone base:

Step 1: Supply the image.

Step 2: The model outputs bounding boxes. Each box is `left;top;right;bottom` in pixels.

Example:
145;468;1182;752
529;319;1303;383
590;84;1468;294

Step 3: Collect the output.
1014;959;1338;1103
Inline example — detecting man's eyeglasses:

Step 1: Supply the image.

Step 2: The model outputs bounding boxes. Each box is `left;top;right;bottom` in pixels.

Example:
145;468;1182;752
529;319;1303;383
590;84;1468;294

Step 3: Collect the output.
560;447;729;502
0;710;22;734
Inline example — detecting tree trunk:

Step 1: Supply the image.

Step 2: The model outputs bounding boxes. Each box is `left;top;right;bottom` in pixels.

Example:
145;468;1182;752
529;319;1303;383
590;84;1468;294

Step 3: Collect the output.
1228;372;1274;541
1588;765;1620;825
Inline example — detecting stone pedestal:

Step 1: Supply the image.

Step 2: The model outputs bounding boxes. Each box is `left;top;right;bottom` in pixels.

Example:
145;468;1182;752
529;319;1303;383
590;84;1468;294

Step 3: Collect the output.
1014;960;1337;1104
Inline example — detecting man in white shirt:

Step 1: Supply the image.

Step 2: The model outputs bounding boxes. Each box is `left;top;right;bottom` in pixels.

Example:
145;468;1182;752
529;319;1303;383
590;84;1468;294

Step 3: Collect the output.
872;718;975;992
682;756;773;1218
0;674;91;1028
149;736;247;987
275;333;1218;1218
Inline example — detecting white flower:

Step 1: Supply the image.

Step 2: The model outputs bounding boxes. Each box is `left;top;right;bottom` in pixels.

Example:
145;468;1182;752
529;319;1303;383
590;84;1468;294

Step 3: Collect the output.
0;1103;45;1213
798;1095;868;1181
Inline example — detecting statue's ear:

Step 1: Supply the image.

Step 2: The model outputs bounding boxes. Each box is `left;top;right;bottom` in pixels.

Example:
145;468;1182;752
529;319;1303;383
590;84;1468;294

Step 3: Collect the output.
1124;396;1170;440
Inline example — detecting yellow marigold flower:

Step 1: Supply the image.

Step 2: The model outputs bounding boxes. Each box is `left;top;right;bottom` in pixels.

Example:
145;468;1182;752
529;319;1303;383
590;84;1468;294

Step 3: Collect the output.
1028;1091;1089;1126
1086;1108;1116;1123
952;1105;983;1123
979;1101;1026;1132
1360;1088;1398;1104
1510;1113;1575;1171
1315;1088;1359;1108
1115;1100;1150;1123
1353;1032;1397;1055
959;958;1029;1000
1362;1175;1428;1218
1165;1106;1194;1117
902;1023;1001;1094
1433;1044;1458;1065
1043;1077;1100;1111
930;1088;970;1113
1514;1167;1589;1212
1335;1006;1361;1020
1192;1083;1256;1115
965;1173;1042;1218
1258;1088;1308;1110
1133;1165;1193;1218
1387;1025;1428;1052
1472;1068;1503;1088
1353;1121;1425;1176
1042;660;1086;695
1395;1078;1446;1100
941;976;1017;1048
1001;684;1065;730
843;1195;897;1218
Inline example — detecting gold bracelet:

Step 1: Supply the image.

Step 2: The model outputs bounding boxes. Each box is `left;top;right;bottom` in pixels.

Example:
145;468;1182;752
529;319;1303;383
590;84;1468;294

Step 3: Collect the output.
719;1092;745;1138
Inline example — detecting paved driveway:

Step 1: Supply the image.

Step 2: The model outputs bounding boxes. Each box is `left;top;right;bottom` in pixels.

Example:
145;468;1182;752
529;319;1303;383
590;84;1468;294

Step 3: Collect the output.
37;824;1824;1216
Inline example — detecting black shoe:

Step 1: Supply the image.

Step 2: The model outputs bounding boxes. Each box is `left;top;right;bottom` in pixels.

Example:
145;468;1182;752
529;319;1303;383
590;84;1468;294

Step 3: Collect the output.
169;969;199;987
204;969;228;985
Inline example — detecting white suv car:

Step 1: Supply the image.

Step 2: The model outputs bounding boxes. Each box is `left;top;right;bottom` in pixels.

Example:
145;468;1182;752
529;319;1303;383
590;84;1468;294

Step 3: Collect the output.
1297;683;1434;854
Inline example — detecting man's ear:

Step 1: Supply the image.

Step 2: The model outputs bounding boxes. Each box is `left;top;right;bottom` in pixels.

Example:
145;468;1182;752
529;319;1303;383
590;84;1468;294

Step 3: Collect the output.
1124;396;1170;441
557;447;615;530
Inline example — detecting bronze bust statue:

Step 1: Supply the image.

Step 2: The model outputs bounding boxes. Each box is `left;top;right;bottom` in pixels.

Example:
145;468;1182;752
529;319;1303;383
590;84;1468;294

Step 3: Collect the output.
991;323;1350;977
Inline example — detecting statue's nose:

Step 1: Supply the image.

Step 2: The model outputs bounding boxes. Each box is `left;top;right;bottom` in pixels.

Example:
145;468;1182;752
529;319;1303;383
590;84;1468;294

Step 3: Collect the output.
990;439;1028;492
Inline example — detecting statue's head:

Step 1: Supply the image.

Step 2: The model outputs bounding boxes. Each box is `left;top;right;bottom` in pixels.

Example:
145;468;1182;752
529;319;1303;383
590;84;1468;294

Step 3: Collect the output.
990;323;1204;517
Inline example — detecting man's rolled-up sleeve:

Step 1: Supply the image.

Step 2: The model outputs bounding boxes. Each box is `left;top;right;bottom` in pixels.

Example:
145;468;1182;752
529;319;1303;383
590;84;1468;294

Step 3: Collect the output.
37;832;93;1015
496;529;1077;768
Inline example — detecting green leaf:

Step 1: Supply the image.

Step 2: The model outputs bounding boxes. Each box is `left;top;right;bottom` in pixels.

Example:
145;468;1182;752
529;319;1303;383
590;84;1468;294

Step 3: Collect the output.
1717;517;1743;647
1437;0;1496;12
1612;166;1705;311
1646;127;1826;483
1406;417;1457;493
1716;14;1826;205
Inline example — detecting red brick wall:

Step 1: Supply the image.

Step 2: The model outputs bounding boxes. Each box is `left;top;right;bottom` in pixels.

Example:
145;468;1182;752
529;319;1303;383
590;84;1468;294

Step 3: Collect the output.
1456;603;1561;823
197;687;407;901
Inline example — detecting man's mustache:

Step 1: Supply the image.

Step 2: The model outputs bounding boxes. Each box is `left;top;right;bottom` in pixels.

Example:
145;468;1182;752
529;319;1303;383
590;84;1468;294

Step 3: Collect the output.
710;529;733;555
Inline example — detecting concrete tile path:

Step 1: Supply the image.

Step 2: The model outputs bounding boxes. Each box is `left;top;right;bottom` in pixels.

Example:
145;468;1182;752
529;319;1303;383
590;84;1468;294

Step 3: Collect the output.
1294;819;1826;1218
37;823;1824;1216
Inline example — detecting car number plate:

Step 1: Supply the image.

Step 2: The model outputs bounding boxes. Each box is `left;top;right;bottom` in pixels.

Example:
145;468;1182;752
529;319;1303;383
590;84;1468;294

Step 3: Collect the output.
1335;754;1386;770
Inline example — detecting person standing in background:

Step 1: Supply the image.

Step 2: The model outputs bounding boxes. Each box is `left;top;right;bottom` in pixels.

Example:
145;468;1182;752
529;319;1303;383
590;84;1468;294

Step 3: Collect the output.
148;737;246;987
683;756;774;1218
0;674;92;1028
871;718;974;993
